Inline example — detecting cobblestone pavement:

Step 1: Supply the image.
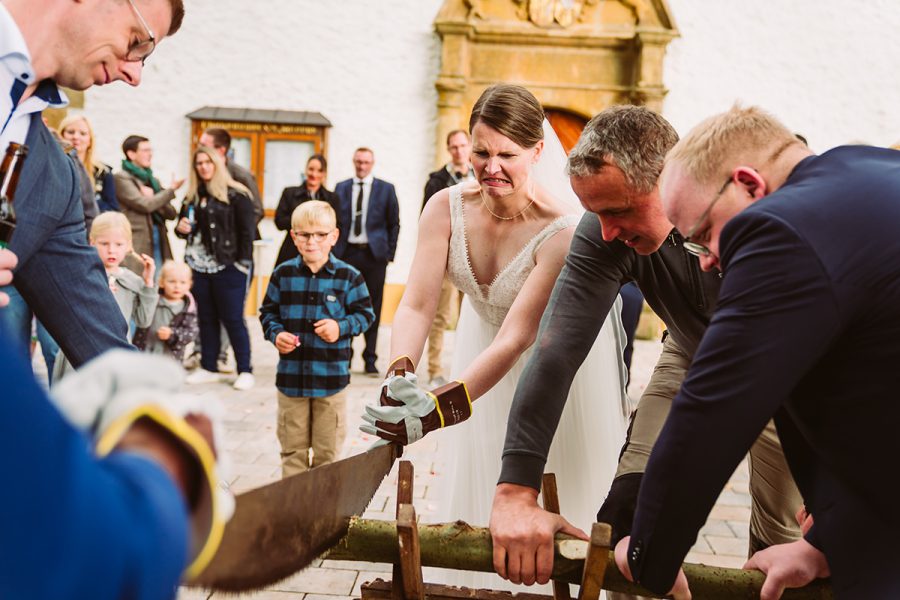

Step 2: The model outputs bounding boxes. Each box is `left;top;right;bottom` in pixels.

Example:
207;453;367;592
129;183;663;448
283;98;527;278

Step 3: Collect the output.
159;321;754;599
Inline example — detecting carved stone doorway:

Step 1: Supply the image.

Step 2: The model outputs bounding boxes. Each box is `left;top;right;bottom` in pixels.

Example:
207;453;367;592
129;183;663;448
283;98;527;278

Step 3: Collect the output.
432;0;678;166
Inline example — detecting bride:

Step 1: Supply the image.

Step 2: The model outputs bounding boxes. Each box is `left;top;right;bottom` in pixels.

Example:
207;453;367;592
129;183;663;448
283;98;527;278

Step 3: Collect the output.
364;84;628;591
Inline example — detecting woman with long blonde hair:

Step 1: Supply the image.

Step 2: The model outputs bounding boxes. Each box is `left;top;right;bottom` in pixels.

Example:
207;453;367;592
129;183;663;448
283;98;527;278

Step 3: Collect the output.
175;146;257;390
58;114;120;212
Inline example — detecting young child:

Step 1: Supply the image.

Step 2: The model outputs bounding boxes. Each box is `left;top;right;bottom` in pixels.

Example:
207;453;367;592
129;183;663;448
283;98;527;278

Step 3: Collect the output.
91;212;158;330
53;213;158;381
133;260;199;364
259;201;375;477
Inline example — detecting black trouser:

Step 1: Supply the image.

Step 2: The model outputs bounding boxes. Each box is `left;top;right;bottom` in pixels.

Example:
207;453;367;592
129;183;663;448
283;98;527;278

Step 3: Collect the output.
342;244;386;366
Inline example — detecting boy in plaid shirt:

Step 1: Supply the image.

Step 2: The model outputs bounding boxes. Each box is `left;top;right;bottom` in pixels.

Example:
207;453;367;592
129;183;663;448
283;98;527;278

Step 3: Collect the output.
260;201;375;476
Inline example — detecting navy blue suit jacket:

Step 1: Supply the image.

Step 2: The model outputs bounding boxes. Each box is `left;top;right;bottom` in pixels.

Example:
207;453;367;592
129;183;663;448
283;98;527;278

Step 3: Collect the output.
333;177;400;263
629;146;900;598
9;113;130;366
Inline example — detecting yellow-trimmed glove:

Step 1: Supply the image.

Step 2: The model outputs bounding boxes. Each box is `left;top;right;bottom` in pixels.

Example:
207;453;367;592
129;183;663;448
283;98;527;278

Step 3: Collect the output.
379;355;417;407
361;371;472;445
50;350;234;580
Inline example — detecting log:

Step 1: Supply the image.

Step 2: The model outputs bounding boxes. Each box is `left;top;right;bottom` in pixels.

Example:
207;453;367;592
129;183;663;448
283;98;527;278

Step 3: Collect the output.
327;518;833;600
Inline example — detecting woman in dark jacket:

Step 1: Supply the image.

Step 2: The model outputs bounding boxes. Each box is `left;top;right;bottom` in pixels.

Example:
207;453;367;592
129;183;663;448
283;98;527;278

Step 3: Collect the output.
176;146;257;390
273;153;341;265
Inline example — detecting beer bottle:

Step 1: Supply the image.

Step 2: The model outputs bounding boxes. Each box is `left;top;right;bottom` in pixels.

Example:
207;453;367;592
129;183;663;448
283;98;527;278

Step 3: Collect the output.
0;142;28;249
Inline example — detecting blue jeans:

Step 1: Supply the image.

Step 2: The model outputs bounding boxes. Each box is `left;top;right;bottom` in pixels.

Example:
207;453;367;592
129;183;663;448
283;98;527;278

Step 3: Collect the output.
192;265;252;374
0;285;60;383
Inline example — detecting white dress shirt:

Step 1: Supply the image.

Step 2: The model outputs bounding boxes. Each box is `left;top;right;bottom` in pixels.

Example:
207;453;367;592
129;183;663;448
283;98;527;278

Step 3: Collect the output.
347;174;374;244
0;3;66;150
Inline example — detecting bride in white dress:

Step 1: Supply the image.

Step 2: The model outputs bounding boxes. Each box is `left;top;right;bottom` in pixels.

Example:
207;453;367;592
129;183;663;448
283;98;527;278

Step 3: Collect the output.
374;84;628;592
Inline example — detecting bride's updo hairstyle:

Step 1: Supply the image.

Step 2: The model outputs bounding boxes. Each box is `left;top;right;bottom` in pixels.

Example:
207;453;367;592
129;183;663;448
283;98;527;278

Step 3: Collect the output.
469;84;545;149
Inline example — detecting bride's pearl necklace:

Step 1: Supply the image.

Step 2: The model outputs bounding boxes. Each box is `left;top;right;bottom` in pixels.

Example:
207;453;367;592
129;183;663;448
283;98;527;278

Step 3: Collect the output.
480;187;535;221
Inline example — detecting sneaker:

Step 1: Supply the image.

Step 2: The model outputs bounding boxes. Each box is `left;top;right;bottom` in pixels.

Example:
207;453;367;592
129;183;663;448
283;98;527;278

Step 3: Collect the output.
217;359;235;374
233;372;255;391
186;369;221;385
183;352;200;371
429;375;448;388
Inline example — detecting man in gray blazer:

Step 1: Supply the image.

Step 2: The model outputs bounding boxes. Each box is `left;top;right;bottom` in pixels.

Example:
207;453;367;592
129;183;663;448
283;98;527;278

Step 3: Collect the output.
0;0;184;368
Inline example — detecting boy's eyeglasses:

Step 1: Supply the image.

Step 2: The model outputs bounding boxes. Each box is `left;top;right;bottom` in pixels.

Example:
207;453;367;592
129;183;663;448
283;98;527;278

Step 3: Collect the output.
293;230;334;242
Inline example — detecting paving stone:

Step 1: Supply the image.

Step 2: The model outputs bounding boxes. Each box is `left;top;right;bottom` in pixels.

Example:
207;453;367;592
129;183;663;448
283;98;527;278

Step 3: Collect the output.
716;489;752;507
698;519;734;537
211;591;302;599
727;520;750;539
684;551;746;569
690;536;712;554
269;566;356;594
709;505;751;522
705;534;749;557
176;588;210;599
730;479;750;495
320;559;392;572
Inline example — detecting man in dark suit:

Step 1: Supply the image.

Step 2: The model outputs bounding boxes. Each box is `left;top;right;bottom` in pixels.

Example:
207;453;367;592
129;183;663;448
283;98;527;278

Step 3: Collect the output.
616;105;900;599
0;0;185;368
334;147;400;374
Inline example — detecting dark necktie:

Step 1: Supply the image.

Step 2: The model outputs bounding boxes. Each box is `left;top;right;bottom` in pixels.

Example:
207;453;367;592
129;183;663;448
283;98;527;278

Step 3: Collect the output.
354;180;364;236
3;79;27;136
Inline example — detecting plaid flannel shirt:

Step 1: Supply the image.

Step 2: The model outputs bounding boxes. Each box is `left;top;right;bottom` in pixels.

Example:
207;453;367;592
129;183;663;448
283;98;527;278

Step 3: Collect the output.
260;255;375;397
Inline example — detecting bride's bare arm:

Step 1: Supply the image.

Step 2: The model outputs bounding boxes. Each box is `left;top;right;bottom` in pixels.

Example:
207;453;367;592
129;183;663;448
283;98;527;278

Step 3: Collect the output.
388;188;453;370
458;225;575;400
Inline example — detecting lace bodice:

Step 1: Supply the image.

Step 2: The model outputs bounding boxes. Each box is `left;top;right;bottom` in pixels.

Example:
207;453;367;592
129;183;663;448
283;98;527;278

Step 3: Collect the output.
446;183;579;327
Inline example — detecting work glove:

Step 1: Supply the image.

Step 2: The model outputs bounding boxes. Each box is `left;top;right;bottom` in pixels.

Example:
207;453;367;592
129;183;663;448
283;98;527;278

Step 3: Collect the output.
596;472;643;546
378;355;416;407
51;350;234;580
361;358;472;445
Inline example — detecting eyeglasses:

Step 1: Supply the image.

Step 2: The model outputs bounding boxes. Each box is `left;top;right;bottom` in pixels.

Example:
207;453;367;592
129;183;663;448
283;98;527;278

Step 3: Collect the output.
292;230;334;242
125;0;157;64
682;177;733;258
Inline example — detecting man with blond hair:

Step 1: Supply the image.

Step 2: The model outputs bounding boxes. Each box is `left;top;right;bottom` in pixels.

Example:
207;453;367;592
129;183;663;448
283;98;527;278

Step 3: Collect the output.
1;0;184;366
617;105;900;598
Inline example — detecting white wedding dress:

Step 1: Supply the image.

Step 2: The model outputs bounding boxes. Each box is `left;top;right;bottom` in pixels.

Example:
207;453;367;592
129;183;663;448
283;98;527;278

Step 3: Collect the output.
425;183;630;593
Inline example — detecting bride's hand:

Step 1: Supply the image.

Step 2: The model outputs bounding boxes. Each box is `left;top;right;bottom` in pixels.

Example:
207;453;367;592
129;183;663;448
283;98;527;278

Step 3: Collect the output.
360;374;471;445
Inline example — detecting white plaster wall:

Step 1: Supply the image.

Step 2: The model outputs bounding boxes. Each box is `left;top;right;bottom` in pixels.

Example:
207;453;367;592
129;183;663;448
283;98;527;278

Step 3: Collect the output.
663;0;900;151
81;0;900;282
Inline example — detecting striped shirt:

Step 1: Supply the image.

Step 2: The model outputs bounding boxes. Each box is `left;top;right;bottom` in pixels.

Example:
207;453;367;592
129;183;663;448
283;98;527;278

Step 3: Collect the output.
260;255;375;397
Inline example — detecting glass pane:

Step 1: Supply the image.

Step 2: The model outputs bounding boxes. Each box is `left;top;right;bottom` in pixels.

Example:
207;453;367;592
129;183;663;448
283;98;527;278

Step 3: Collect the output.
263;140;315;211
230;137;252;171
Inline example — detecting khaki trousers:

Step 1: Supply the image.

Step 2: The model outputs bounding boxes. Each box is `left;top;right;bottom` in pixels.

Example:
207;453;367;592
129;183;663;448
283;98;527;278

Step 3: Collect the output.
608;337;802;600
277;389;347;478
426;276;459;379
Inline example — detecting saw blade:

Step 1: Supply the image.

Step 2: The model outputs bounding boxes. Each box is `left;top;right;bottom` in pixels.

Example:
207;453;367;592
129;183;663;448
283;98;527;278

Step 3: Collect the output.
190;442;399;591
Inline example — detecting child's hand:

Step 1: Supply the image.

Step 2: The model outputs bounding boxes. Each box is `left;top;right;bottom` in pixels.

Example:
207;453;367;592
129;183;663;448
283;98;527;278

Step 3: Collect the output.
314;319;339;343
140;253;156;286
157;326;172;341
274;331;301;354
